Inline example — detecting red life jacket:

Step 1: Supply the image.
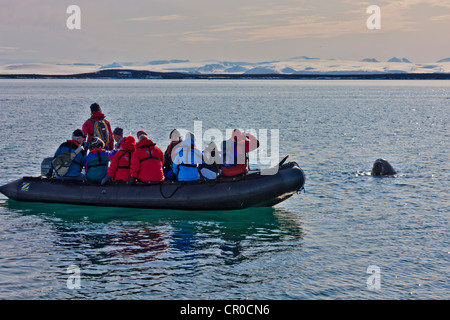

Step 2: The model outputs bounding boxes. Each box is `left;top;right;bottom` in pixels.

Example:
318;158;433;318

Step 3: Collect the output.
108;137;136;181
131;138;165;181
221;134;260;177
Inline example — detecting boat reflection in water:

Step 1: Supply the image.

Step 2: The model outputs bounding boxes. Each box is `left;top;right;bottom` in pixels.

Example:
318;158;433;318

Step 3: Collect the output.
2;199;304;297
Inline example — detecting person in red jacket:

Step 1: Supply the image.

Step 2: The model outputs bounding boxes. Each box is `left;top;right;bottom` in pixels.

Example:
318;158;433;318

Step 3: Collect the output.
221;129;259;177
102;136;136;184
163;129;183;180
82;103;114;150
130;131;165;183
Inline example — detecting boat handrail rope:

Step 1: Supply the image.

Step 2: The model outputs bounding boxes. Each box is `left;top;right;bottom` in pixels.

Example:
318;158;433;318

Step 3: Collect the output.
159;181;183;199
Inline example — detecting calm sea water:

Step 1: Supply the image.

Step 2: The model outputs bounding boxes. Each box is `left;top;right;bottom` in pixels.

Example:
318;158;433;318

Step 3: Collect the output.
0;79;448;300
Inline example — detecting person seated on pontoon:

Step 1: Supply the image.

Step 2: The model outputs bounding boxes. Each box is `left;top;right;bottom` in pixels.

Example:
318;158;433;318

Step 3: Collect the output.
129;131;165;183
47;129;87;181
101;136;136;185
198;141;222;180
221;129;259;177
85;137;117;182
163;129;183;181
172;132;203;182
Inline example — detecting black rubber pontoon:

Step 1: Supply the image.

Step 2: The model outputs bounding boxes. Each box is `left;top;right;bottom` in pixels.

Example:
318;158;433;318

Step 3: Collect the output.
0;161;305;211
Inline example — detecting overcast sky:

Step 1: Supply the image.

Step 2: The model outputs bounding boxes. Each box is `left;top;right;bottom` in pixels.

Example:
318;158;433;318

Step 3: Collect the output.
1;0;450;64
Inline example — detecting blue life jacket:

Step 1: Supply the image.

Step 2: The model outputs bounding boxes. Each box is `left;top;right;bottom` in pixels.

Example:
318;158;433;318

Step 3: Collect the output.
86;151;110;182
173;145;202;182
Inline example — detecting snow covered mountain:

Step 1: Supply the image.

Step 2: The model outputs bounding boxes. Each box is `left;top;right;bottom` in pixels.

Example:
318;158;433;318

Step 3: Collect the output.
1;56;450;75
387;57;411;63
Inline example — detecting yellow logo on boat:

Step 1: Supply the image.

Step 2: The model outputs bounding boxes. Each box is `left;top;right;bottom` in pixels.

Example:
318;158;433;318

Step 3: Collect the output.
21;182;30;192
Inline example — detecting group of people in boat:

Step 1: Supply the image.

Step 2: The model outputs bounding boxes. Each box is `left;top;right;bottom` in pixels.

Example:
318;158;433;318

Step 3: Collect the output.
46;103;260;184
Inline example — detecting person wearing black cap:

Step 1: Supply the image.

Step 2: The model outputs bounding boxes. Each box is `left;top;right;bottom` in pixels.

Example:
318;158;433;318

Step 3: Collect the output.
113;127;125;150
82;103;114;150
47;129;87;180
84;137;118;182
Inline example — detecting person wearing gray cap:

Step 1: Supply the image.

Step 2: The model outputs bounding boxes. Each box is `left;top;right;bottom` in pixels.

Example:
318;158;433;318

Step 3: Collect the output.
113;127;125;150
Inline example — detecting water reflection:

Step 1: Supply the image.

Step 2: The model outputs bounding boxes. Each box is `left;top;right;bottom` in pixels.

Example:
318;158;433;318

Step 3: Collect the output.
4;200;303;257
2;200;303;298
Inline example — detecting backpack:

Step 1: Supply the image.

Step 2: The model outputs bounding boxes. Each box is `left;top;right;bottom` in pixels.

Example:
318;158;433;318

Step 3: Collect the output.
89;118;111;146
52;144;84;177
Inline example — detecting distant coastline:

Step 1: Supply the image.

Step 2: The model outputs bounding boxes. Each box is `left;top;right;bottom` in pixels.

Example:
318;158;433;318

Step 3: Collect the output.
1;69;450;80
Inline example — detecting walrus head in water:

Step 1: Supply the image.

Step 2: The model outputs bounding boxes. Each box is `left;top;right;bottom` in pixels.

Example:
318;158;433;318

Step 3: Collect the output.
371;158;397;176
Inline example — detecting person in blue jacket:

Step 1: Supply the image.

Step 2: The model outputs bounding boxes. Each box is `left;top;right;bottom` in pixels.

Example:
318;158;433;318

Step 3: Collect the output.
85;137;118;182
172;132;203;181
48;129;87;180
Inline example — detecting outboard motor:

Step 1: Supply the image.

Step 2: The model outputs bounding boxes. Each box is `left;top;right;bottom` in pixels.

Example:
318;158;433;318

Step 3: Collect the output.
41;157;53;176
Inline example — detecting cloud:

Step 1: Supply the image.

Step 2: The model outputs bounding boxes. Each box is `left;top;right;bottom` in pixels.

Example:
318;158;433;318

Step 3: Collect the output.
180;32;218;43
181;36;219;43
127;14;184;22
431;15;450;22
209;22;262;33
243;5;311;17
235;17;363;41
0;0;449;63
204;0;450;42
208;14;368;42
0;46;18;53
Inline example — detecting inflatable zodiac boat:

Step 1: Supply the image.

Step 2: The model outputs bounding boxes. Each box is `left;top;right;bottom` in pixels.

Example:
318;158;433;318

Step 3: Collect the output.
0;159;305;211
